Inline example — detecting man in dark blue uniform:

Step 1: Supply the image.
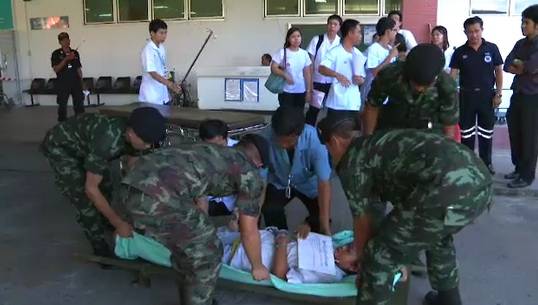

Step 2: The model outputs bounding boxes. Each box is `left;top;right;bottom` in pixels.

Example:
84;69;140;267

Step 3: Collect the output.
504;5;538;188
450;16;503;174
51;32;84;122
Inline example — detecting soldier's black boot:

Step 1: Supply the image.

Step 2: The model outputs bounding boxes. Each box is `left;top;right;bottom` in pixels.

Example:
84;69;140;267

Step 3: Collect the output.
423;287;462;305
177;281;218;305
91;241;116;269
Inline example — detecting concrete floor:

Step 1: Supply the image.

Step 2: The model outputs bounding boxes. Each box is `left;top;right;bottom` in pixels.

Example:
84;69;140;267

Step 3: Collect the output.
1;106;537;305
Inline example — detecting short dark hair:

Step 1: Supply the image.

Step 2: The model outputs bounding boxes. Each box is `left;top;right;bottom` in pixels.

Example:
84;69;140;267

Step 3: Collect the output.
327;14;343;26
376;17;396;36
262;53;272;61
395;33;407;53
271;106;305;137
341;19;360;38
463;16;483;31
237;133;270;168
199;119;228;141
388;10;403;22
522;5;538;24
149;19;167;33
58;32;69;42
317;117;356;145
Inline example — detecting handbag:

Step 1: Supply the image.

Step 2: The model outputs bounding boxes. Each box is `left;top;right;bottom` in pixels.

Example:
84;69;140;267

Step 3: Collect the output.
265;48;287;94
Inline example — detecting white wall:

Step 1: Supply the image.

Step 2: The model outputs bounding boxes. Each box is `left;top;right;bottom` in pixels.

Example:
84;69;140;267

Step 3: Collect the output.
11;0;383;106
437;0;524;108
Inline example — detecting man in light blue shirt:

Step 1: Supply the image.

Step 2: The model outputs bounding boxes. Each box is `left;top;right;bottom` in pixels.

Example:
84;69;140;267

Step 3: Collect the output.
262;106;332;235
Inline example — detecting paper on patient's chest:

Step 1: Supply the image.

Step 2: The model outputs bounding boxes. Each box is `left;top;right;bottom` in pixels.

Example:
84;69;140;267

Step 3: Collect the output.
298;233;336;275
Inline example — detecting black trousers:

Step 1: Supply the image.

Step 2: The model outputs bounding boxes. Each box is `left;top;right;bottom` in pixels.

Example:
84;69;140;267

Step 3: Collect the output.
57;81;85;122
278;92;306;108
261;183;320;233
305;82;331;126
507;92;538;183
459;90;495;166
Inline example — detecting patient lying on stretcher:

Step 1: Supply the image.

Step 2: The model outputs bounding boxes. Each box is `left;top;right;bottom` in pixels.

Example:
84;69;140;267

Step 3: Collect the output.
218;223;358;284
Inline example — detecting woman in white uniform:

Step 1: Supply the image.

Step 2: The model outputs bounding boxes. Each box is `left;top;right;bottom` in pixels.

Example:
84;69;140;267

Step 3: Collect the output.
431;26;455;73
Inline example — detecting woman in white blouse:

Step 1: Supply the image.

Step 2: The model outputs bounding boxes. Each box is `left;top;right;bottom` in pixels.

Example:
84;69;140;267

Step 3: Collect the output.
271;27;313;108
431;25;455;73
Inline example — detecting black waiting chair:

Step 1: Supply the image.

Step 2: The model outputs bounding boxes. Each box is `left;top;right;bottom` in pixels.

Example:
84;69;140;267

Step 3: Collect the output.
131;75;142;94
44;78;57;94
23;78;46;107
94;76;113;105
111;77;132;94
82;77;103;107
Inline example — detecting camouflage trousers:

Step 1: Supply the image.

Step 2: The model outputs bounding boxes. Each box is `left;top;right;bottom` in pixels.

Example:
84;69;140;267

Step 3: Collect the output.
42;144;113;252
118;186;222;305
357;184;492;305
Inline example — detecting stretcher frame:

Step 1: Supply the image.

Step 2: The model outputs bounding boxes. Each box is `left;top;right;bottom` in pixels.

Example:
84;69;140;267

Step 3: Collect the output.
75;253;410;305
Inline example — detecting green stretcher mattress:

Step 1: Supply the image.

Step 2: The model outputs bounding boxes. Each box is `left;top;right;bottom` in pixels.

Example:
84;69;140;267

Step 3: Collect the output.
114;232;401;298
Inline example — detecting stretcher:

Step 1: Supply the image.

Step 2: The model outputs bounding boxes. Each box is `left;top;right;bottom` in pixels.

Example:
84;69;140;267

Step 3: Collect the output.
77;230;409;305
99;103;269;145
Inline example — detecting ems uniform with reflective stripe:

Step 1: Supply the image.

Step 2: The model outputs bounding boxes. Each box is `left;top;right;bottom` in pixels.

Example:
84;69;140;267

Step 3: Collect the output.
40;113;132;253
337;130;492;305
117;144;265;305
51;47;84;122
450;39;503;166
367;61;459;135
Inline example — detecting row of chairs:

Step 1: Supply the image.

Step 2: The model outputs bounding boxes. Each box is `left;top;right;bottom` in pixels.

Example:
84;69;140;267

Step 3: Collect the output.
24;76;142;106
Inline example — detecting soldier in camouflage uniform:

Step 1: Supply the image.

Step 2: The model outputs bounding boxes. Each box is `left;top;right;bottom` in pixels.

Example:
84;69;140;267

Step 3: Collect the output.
40;107;166;257
363;44;459;139
115;134;271;305
317;117;492;305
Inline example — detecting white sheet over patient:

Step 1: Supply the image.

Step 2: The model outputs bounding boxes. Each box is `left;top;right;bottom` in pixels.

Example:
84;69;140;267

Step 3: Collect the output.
219;229;346;284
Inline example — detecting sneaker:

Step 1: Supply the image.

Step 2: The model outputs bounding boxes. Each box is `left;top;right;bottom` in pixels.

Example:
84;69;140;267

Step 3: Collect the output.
507;178;532;189
487;164;495;175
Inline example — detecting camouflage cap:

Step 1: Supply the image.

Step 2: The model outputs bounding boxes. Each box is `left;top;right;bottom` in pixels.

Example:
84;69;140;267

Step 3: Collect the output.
404;43;445;86
127;107;166;144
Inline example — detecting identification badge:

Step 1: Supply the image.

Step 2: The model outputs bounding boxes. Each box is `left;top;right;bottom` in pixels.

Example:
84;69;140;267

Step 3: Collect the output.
484;52;492;63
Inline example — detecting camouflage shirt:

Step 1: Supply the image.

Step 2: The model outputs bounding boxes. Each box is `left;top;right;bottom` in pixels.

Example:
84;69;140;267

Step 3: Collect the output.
122;143;265;217
41;113;133;175
367;62;459;131
337;130;491;217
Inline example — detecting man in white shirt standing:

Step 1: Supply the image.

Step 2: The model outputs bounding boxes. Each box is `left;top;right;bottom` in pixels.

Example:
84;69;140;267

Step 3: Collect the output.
319;19;366;123
304;14;342;126
361;17;399;104
388;10;418;50
139;19;181;105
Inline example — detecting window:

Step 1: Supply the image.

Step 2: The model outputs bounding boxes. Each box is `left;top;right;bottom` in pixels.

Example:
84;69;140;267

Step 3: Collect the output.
513;0;535;15
266;0;300;16
84;0;114;23
384;0;402;14
153;0;185;19
190;0;223;18
118;0;149;22
304;0;338;16
344;0;379;15
471;0;509;14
